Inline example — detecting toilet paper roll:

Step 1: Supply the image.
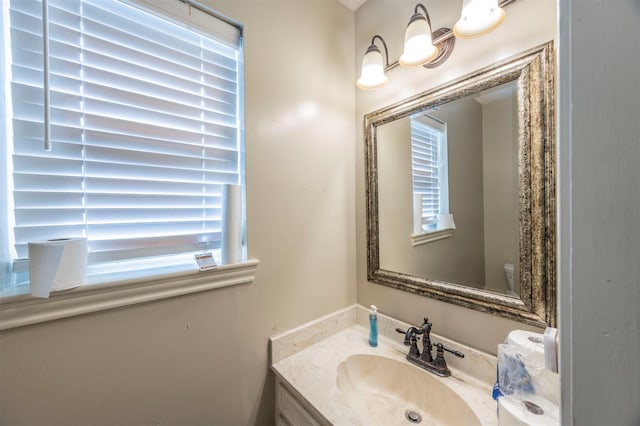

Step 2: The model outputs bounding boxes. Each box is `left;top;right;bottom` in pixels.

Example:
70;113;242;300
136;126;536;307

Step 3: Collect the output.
543;327;559;373
506;330;545;365
437;213;456;230
413;193;423;234
501;331;560;403
498;394;559;426
221;184;242;265
28;238;88;298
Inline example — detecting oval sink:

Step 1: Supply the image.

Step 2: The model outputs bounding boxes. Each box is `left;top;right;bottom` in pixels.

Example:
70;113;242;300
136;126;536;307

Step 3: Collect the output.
336;354;481;426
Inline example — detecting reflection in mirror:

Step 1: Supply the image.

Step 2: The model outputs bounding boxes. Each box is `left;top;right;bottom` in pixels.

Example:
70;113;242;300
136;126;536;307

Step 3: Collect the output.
365;42;556;327
378;80;520;296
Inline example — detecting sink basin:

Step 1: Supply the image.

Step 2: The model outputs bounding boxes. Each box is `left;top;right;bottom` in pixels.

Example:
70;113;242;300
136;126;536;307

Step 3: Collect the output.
336;354;481;426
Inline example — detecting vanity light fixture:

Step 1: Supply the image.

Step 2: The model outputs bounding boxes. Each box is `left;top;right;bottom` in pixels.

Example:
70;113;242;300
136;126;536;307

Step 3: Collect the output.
453;0;507;38
399;4;438;67
357;0;516;90
357;35;391;90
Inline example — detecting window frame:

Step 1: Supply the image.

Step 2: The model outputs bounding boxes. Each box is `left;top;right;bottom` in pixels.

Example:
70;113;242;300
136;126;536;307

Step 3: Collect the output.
409;113;455;246
0;0;257;323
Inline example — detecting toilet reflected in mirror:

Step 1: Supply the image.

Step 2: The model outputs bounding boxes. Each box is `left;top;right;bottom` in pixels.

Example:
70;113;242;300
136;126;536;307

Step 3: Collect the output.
503;263;516;297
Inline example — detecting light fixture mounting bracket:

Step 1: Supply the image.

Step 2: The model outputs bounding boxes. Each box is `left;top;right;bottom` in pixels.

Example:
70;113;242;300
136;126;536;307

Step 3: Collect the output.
423;28;456;69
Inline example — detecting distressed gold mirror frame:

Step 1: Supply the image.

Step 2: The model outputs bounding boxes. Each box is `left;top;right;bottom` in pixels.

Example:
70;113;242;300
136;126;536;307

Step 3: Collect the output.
365;42;556;327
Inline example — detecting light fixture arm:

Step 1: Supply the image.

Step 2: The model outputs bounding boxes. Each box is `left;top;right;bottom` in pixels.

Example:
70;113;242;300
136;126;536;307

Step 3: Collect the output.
414;3;432;30
370;35;390;70
500;0;517;6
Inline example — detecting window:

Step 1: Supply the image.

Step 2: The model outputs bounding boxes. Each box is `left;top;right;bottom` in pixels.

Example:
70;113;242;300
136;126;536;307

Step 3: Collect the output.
1;0;244;291
410;113;455;243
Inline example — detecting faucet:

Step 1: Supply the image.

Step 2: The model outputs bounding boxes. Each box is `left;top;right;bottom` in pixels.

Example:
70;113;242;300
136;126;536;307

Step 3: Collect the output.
395;317;464;377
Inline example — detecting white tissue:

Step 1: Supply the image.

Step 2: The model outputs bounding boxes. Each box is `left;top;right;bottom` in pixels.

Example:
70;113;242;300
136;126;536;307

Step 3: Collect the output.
498;394;559;426
221;184;242;265
28;238;87;298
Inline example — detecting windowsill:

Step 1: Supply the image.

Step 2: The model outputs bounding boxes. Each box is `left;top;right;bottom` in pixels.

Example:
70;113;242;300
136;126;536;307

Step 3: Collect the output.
411;228;454;247
0;258;259;331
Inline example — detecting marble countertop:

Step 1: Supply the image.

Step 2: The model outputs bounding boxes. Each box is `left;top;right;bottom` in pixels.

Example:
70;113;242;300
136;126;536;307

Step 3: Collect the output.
271;307;499;426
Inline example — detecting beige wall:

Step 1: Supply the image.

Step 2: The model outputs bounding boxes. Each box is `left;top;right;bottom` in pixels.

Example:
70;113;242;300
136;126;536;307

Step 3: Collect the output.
355;0;556;354
0;2;356;425
430;98;486;287
482;93;518;294
377;117;413;269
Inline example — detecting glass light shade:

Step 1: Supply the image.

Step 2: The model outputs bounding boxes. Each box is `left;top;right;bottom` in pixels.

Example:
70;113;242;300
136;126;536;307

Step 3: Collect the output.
357;46;388;90
399;16;438;67
453;0;506;38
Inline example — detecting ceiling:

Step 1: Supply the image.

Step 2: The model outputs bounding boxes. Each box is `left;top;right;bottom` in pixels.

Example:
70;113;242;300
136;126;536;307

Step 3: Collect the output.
339;0;368;11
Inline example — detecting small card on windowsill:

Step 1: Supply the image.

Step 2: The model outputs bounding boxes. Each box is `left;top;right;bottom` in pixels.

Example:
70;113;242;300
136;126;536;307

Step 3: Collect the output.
194;253;218;271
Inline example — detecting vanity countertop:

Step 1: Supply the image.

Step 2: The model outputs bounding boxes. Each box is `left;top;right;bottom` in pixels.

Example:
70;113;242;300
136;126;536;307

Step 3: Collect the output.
270;305;499;426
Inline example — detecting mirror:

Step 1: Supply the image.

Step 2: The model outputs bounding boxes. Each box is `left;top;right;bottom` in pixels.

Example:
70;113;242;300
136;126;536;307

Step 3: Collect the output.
365;42;556;327
378;80;520;295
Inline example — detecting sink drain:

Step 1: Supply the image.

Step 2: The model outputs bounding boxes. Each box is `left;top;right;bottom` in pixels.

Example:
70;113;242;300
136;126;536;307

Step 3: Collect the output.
405;410;422;423
522;400;544;415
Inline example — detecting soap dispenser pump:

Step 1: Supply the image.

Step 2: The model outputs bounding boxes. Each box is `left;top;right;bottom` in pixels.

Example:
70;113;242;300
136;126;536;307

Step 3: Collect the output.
369;305;378;347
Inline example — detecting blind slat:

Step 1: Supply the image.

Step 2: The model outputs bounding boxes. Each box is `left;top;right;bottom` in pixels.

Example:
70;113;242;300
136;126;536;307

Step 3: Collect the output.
7;0;243;264
411;116;447;224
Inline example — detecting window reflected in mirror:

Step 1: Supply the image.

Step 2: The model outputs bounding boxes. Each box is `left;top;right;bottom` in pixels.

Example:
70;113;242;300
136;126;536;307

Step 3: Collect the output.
410;114;455;240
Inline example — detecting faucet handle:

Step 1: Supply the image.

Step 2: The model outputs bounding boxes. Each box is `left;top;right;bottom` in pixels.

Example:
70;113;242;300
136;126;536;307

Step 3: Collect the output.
407;332;420;357
432;343;449;373
429;343;465;377
395;327;424;345
396;327;422;358
439;344;464;358
395;327;409;345
395;327;424;334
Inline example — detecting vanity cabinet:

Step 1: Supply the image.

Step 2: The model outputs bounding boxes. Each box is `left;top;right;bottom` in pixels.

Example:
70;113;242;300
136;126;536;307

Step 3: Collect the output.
275;377;325;426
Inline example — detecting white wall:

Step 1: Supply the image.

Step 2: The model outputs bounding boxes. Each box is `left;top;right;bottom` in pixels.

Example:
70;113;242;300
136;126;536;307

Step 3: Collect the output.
355;0;556;354
558;0;640;424
0;2;356;425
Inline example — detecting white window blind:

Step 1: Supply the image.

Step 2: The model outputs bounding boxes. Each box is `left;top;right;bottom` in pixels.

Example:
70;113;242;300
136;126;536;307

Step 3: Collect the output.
6;0;244;266
410;116;446;226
